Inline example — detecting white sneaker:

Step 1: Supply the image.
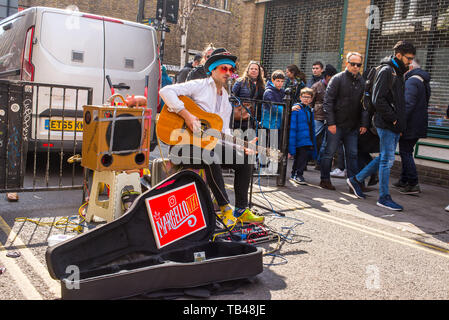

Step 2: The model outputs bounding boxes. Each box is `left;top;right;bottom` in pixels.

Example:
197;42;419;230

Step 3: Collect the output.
330;168;346;178
445;205;449;212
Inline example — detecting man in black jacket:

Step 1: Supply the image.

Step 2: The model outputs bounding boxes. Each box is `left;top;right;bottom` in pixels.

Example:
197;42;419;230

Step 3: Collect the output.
306;61;324;88
177;54;201;83
347;41;416;211
319;52;368;190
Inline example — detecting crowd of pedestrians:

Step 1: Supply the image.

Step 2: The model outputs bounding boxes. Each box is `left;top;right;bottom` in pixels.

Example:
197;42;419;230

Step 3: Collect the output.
171;40;443;213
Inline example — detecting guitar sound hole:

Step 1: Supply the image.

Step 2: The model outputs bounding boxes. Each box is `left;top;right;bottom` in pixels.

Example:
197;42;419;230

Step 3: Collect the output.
182;120;210;135
200;121;210;132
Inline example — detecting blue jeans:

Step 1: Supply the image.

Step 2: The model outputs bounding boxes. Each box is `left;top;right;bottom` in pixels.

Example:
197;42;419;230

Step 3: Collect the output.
320;127;358;180
314;120;327;164
355;127;400;198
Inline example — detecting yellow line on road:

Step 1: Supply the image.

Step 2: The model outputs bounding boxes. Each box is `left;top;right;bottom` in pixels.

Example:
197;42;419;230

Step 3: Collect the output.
252;192;449;259
0;216;60;299
0;217;43;300
302;207;449;259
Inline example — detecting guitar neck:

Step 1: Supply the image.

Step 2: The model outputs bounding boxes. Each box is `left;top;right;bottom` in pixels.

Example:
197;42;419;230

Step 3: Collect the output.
219;132;269;155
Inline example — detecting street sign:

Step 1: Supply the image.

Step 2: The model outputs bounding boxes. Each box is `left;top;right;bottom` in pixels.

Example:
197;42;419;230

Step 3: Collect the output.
141;18;170;32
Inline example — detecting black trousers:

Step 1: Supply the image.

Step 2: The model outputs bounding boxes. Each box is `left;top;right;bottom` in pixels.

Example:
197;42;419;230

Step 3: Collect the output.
169;143;253;209
292;146;310;176
398;138;419;186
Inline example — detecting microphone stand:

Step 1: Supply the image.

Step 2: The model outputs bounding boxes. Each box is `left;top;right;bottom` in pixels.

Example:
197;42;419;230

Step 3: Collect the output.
229;96;285;217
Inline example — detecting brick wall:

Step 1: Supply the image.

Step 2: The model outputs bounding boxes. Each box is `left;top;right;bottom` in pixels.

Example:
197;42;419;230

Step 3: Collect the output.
19;0;140;21
342;0;371;69
391;161;449;189
236;1;265;73
176;2;243;67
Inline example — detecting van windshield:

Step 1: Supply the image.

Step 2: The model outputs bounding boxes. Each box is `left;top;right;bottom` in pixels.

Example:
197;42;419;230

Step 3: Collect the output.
0;16;28;78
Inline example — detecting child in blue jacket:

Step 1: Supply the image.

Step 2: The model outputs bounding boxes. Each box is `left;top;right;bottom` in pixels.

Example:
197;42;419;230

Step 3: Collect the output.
289;88;317;184
262;70;285;130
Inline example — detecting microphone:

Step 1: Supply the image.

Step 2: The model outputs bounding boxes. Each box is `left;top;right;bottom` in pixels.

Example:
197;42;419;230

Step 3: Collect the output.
229;95;263;130
229;95;239;105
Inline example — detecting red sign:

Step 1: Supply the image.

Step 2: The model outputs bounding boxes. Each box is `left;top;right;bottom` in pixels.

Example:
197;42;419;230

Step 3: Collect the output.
145;182;207;249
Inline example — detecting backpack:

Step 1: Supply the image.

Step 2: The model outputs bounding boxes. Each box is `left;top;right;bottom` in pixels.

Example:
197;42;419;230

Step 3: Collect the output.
361;65;396;135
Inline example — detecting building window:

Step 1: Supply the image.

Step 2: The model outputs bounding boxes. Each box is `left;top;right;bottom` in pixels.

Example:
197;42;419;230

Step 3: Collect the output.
202;0;229;11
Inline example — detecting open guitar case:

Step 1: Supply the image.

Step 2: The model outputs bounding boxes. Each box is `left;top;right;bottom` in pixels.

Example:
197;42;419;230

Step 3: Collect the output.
46;170;263;300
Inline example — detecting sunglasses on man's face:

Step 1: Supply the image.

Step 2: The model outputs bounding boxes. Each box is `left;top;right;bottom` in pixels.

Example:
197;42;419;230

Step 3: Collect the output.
403;55;414;61
348;62;362;68
217;65;236;74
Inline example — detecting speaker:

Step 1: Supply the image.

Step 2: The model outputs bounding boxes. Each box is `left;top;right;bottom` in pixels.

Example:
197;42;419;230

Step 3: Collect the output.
81;105;151;171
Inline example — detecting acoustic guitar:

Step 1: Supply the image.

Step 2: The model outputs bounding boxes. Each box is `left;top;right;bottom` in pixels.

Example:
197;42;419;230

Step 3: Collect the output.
156;96;283;163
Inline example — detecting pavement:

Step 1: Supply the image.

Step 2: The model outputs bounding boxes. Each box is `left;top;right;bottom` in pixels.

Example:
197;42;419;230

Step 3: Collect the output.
250;163;449;242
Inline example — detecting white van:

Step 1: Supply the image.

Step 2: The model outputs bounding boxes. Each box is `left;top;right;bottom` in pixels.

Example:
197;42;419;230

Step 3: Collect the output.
0;6;160;152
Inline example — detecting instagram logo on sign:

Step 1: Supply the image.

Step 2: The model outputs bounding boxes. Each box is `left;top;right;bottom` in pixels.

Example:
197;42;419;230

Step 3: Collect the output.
168;195;177;208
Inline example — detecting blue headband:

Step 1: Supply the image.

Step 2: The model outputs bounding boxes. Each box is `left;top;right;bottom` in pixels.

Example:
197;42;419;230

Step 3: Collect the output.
207;59;236;74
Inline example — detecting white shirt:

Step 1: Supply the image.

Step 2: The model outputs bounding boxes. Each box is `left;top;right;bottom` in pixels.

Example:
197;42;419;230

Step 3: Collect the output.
159;77;232;134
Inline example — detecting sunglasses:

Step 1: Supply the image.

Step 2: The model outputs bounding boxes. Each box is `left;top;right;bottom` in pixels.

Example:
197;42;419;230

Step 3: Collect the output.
217;65;236;74
349;62;362;67
404;55;414;61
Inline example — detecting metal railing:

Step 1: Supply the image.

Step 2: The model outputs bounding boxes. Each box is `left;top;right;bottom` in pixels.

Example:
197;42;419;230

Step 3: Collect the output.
0;80;93;194
225;91;293;186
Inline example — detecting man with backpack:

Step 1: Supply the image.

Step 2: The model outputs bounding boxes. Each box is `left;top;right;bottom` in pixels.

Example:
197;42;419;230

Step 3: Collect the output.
347;41;416;211
177;54;202;83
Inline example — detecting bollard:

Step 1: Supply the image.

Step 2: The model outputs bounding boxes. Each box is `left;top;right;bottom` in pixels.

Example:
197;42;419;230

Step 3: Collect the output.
0;81;32;189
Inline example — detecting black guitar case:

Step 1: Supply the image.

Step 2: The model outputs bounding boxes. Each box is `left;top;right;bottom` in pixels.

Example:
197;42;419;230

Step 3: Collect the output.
46;170;263;300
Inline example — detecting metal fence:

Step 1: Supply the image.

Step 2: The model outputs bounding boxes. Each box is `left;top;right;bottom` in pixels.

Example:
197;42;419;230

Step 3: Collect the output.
261;0;344;79
0;80;93;194
224;93;293;188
